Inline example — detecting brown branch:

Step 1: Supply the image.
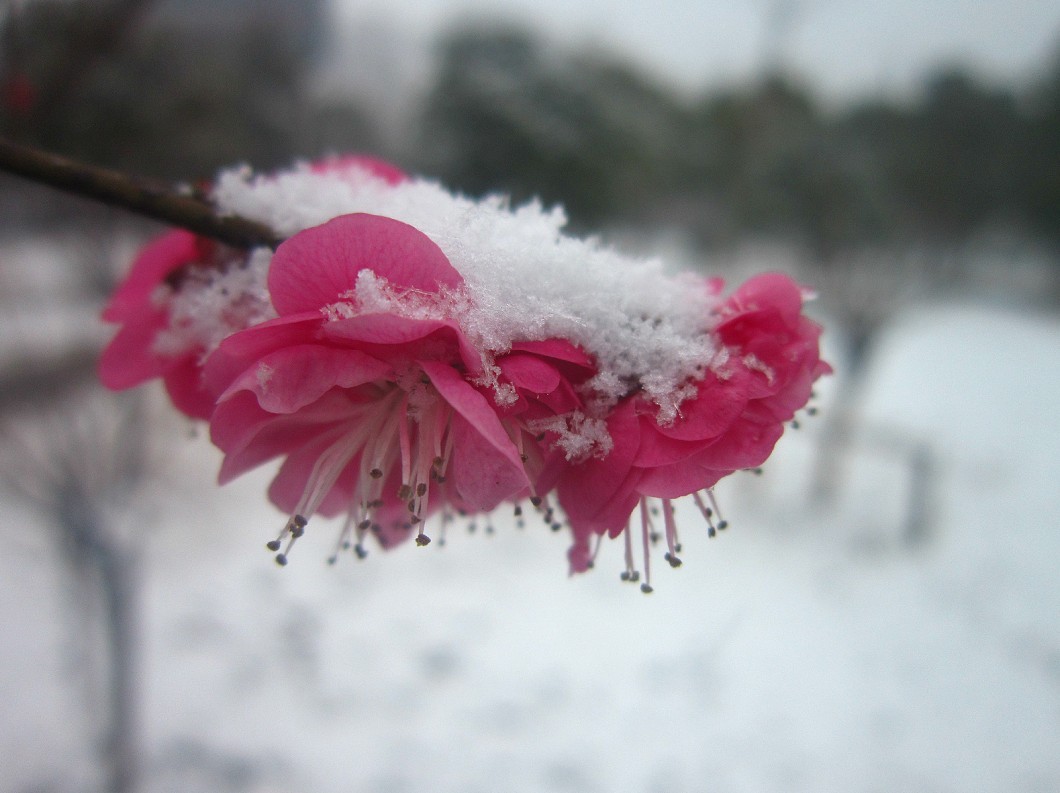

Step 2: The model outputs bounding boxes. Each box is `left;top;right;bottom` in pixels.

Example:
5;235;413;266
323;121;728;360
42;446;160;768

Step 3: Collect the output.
0;138;283;250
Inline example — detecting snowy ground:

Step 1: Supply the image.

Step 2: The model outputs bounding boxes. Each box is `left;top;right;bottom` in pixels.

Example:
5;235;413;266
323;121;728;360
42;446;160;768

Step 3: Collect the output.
2;299;1058;793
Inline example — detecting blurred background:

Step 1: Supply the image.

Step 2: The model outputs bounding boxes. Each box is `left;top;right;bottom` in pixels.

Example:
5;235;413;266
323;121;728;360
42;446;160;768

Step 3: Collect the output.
0;1;1057;792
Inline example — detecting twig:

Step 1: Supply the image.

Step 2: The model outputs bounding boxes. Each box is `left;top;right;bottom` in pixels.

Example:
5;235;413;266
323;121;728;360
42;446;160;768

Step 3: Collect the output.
0;138;283;250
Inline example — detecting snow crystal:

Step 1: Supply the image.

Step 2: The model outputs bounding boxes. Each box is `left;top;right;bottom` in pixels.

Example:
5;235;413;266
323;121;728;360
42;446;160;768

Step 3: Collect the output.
212;162;722;415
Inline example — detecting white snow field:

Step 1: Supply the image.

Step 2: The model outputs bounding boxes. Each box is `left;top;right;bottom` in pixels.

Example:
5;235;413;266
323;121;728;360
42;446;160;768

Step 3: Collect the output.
2;299;1058;793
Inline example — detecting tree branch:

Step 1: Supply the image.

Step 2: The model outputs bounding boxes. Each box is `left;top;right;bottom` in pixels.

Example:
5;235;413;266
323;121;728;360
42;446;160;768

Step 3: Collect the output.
0;138;283;250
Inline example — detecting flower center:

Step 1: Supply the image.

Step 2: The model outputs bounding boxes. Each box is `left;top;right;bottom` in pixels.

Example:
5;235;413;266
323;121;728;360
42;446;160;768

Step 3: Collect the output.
265;374;457;565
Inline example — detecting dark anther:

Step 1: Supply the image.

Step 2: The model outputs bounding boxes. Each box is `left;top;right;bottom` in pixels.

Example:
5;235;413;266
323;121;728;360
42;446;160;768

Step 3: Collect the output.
807;407;818;416
620;571;631;581
630;571;640;582
327;555;338;566
665;553;682;568
550;522;562;532
791;420;800;430
675;543;682;553
586;560;594;569
415;533;431;546
535;432;546;442
292;514;308;529
266;540;282;552
530;496;542;507
370;468;383;479
650;531;660;544
718;520;729;530
290;525;305;539
708;526;717;538
416;483;427;497
514;505;523;517
520;453;529;462
397;484;412;500
433;456;444;466
354;544;368;559
408;500;417;512
358;519;372;531
410;515;421;524
640;583;654;594
275;553;289;566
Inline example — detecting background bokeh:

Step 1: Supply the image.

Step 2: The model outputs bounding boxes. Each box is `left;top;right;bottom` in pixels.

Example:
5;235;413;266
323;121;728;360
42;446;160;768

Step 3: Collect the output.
0;1;1057;791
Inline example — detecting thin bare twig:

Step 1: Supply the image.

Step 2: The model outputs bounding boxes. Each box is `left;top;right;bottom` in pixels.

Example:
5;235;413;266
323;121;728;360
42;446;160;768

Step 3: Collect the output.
0;138;283;250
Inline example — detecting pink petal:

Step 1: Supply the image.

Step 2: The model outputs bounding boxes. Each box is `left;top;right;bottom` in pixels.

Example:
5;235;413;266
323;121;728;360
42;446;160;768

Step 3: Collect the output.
448;414;531;511
265;425;350;514
311;155;407;185
509;338;594;369
213;390;360;482
218;344;391;414
98;312;169;388
203;313;321;396
497;353;562;394
162;356;216;420
324;315;484;375
268;214;463;315
419;360;527;477
654;370;750;441
634;461;726;500
723;272;803;326
555;400;641;527
101;230;202;322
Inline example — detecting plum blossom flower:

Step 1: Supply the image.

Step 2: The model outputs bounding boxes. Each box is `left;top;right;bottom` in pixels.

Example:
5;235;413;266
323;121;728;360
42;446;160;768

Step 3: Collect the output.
205;213;595;563
556;274;830;587
98;156;406;419
98;230;230;419
100;156;830;586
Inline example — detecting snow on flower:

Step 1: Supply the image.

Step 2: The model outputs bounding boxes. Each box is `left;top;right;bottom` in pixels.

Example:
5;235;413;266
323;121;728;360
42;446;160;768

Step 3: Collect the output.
100;156;830;587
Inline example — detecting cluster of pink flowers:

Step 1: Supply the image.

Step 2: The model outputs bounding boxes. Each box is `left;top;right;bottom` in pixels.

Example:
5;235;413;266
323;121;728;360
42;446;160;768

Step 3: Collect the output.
100;157;829;589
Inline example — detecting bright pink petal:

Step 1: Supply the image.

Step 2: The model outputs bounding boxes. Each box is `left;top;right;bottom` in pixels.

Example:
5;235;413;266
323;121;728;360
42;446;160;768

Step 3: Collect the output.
268;214;463;315
98;312;169;388
213;389;361;482
203;313;321;396
324;315;484;374
635;460;726;500
654;370;750;441
311;155;406;185
102;230;202;322
448;414;531;511
163;355;216;420
509;339;594;369
497;354;562;394
419;360;527;477
722;272;804;327
556;400;641;527
219;344;391;414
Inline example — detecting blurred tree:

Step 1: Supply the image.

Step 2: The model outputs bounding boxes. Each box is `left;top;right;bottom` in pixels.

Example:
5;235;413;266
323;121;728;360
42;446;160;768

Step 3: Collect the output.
0;0;325;185
418;23;685;230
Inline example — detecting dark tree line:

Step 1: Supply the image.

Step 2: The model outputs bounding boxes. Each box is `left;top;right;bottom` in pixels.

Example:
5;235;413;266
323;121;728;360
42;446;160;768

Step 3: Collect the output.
1;7;1057;260
419;24;1060;259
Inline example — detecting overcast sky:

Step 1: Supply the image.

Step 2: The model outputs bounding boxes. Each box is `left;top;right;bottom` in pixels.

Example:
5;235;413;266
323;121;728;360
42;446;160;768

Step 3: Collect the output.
332;0;1060;99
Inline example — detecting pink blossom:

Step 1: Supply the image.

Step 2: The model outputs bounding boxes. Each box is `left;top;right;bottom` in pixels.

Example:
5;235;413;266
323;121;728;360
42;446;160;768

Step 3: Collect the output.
557;273;830;586
98;230;221;419
205;213;594;563
99;156;407;419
